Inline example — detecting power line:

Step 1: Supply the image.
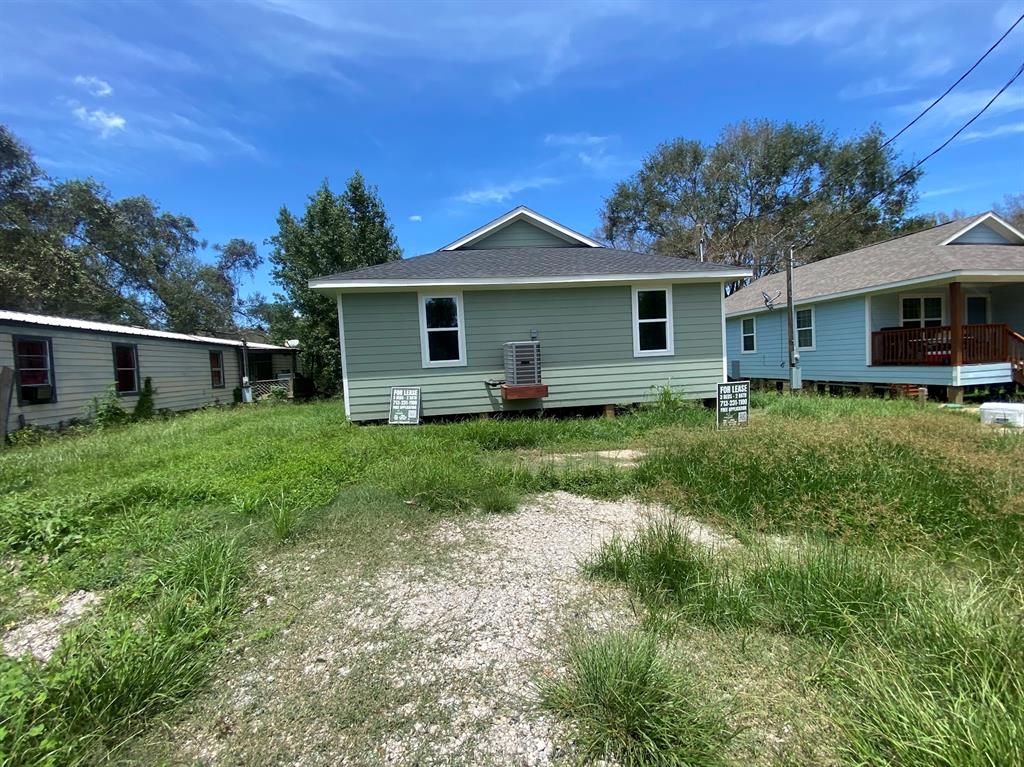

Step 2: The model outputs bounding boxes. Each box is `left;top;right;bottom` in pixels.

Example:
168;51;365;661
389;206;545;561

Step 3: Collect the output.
882;12;1024;149
798;58;1024;252
750;13;1024;258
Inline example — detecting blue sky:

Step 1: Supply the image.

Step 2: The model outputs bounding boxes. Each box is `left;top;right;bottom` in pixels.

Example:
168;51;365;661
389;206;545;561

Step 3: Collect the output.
2;0;1022;299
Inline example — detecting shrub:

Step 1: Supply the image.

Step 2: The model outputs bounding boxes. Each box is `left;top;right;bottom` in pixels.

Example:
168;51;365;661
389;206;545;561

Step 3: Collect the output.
91;385;130;429
132;378;155;421
539;631;732;766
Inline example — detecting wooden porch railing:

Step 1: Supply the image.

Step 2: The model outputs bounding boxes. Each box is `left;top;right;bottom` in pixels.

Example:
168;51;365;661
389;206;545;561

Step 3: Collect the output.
1010;330;1024;385
872;324;1015;366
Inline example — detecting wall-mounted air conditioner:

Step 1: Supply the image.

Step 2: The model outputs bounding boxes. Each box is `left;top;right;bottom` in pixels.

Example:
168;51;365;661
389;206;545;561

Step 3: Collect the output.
501;341;548;400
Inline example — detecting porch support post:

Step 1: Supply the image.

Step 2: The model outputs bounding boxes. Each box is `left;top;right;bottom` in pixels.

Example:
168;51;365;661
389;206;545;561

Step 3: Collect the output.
949;282;963;367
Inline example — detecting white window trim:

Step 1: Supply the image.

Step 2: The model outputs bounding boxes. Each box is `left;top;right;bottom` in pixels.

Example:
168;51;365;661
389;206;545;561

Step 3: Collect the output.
741;316;757;354
899;294;945;327
631;285;674;358
795;306;816;351
418;291;467;368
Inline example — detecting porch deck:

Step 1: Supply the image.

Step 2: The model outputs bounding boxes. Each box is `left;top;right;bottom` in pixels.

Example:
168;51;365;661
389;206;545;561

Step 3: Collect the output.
871;323;1024;383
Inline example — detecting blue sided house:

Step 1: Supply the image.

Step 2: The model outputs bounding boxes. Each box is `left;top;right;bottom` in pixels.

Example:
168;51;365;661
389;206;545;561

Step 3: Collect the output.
725;212;1024;401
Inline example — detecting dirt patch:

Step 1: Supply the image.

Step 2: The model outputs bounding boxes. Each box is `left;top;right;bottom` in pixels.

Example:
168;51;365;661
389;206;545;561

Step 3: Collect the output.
136;492;730;766
2;590;100;663
533;448;647;467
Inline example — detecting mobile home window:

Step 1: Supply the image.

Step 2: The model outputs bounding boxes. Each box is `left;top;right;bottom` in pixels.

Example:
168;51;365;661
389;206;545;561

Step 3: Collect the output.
419;294;466;367
632;286;674;357
796;308;815;350
112;343;139;394
741;317;756;353
13;335;56;405
209;350;225;388
900;296;943;328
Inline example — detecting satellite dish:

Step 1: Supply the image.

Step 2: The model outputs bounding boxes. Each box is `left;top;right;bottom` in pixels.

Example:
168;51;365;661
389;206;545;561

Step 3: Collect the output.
762;290;781;310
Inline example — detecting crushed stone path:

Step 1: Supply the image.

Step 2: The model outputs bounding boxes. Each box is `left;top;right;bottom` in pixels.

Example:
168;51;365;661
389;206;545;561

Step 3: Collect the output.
145;492;727;766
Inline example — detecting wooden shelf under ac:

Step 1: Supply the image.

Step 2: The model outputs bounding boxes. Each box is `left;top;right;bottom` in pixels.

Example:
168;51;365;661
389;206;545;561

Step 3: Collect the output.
501;383;549;400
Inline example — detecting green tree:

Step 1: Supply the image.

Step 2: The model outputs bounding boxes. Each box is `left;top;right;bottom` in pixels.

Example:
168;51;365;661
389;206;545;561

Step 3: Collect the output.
601;120;928;281
0;123;262;333
268;172;401;395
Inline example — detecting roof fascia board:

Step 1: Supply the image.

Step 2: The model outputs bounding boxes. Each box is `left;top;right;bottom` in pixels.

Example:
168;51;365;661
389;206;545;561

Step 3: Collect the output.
0;316;290;351
939;212;1024;246
312;270;751;291
725;269;1024;317
440;206;602;250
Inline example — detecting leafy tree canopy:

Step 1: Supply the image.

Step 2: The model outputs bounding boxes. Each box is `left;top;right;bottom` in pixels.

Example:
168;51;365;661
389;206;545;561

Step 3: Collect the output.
267;171;401;395
601;120;932;280
0;124;261;334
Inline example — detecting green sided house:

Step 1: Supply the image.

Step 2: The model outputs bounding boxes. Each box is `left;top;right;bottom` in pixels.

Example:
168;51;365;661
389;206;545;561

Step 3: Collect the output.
311;206;750;421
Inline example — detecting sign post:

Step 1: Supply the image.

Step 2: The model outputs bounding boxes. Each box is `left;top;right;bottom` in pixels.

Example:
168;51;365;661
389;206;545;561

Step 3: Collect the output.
389;387;421;425
716;380;750;428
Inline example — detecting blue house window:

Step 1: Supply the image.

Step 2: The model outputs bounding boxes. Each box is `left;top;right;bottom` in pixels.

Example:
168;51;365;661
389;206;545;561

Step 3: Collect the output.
796;308;815;350
741;317;756;353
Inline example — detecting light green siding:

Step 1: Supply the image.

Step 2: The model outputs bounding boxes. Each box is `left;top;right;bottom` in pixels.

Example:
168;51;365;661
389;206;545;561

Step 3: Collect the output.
341;283;725;421
1;323;242;432
462;219;578;249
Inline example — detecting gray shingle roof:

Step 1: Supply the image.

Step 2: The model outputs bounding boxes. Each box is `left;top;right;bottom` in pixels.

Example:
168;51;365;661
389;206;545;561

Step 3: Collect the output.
725;214;1024;315
310;247;747;286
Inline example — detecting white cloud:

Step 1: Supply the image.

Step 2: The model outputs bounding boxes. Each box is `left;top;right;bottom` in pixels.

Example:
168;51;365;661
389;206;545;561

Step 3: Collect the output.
739;7;862;46
959;121;1024;142
544;132;611;147
73;75;113;96
839;77;913;101
72;106;126;137
409;214;423;222
455;177;560;205
994;1;1024;32
898;87;1024;123
920;185;972;199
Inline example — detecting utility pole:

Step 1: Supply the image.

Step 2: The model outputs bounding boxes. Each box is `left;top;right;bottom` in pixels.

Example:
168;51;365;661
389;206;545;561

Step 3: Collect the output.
786;245;802;391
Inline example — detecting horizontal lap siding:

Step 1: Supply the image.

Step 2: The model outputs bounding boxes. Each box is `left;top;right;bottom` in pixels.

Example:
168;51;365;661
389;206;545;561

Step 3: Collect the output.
463;220;574;248
342;283;724;421
728;297;957;386
1;323;240;431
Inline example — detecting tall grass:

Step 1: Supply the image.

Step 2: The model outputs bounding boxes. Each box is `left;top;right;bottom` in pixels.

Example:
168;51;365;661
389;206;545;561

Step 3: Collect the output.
585;520;1024;765
539;631;732;766
0;535;247;765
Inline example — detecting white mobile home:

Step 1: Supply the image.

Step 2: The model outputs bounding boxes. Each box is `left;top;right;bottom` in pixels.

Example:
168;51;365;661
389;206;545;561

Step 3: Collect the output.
1;311;298;433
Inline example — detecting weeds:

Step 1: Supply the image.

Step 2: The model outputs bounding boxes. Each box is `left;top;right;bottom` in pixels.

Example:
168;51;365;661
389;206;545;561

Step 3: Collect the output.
584;520;1024;766
539;631;732;766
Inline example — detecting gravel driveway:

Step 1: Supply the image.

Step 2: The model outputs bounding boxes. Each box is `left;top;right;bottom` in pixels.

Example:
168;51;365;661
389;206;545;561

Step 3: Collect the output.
138;492;707;766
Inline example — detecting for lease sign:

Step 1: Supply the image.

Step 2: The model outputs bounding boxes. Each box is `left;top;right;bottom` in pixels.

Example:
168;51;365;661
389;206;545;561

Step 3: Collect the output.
717;381;750;428
389;387;421;425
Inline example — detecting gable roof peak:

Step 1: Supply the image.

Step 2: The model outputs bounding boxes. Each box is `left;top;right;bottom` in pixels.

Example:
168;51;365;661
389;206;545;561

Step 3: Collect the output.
940;210;1024;246
441;205;602;251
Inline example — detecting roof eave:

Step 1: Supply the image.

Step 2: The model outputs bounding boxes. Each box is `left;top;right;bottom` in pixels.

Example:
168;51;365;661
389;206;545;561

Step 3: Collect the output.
724;268;1024;317
310;269;751;291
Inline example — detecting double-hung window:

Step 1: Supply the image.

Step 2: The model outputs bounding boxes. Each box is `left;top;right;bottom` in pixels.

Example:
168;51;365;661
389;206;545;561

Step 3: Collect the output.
112;343;139;394
900;296;943;328
741;317;756;353
419;294;466;367
209;350;225;388
632;286;674;357
13;335;56;405
796;308;815;350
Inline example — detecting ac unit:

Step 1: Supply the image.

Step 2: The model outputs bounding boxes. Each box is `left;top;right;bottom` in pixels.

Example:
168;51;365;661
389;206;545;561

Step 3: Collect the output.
504;341;542;385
